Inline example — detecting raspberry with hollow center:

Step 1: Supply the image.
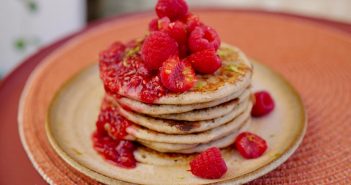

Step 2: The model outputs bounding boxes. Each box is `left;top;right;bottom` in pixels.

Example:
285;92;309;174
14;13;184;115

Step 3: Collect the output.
188;25;221;53
189;147;228;179
160;55;196;93
155;0;189;21
234;132;268;159
186;49;222;74
141;31;179;71
251;91;275;117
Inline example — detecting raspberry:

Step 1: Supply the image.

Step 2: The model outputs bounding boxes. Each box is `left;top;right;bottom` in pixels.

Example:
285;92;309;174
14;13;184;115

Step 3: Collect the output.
157;17;171;30
149;18;159;31
155;0;188;21
141;31;179;71
186;49;222;74
178;43;189;59
162;20;188;44
99;42;126;71
189;147;227;179
234;132;268;159
182;13;203;32
160;56;196;93
251;91;275;117
188;25;221;53
96;107;132;140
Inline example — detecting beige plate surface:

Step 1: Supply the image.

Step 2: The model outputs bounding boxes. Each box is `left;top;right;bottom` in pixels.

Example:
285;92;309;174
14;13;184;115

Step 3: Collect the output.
46;61;306;185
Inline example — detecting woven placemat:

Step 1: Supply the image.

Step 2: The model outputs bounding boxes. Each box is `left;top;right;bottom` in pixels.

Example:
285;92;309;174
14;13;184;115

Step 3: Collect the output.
19;10;351;184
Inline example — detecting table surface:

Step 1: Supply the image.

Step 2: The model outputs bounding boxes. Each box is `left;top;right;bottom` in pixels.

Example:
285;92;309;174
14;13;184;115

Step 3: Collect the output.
0;9;350;185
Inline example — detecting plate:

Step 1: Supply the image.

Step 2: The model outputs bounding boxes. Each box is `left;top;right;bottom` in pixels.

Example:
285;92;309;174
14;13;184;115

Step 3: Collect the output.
45;61;306;184
17;10;351;185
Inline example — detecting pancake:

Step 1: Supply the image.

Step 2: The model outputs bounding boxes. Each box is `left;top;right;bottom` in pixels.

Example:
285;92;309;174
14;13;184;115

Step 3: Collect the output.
116;86;250;115
134;121;251;166
138;119;250;153
152;91;251;121
117;44;253;105
117;98;250;134
126;103;252;144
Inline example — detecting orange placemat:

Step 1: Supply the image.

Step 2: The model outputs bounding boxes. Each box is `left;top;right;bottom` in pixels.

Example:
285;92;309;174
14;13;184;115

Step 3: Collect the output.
3;9;351;185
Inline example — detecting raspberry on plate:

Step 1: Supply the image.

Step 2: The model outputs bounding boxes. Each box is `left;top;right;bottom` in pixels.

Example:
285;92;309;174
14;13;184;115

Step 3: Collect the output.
234;132;268;159
160;55;196;93
189;147;228;179
186;49;222;74
188;25;221;53
141;31;179;71
251;91;275;117
155;0;189;21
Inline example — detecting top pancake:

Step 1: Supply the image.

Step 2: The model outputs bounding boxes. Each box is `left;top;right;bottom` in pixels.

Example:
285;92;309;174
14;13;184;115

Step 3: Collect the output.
118;44;253;105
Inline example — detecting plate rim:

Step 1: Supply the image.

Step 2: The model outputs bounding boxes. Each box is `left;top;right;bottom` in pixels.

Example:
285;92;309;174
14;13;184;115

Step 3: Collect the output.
44;61;307;185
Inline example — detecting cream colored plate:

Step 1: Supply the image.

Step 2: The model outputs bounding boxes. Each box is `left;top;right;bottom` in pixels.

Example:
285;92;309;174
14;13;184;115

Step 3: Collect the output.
46;61;306;185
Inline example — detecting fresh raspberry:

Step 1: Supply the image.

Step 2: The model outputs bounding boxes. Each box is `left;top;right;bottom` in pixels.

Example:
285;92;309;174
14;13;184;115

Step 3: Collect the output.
251;91;275;117
149;18;159;31
189;147;227;179
92;132;136;168
234;132;268;159
182;13;203;32
155;0;188;21
162;20;188;44
160;56;196;93
141;31;179;71
188;25;221;53
186;49;222;74
96;107;132;140
178;43;189;59
157;17;171;30
99;42;126;71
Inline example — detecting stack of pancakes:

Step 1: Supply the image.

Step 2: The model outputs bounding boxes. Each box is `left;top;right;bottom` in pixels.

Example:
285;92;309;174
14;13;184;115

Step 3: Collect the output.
108;44;254;155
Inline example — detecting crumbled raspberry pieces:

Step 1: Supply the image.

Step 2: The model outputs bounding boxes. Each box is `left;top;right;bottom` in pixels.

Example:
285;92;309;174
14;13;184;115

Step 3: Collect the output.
92;131;136;168
188;25;221;53
189;147;228;179
234;132;268;159
141;31;179;71
96;107;132;140
251;91;275;117
155;0;189;21
186;49;222;74
99;42;126;71
160;56;196;93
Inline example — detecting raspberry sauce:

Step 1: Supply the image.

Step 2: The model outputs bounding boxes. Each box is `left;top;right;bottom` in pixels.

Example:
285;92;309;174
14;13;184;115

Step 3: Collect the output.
100;44;167;104
92;131;136;168
92;97;137;169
